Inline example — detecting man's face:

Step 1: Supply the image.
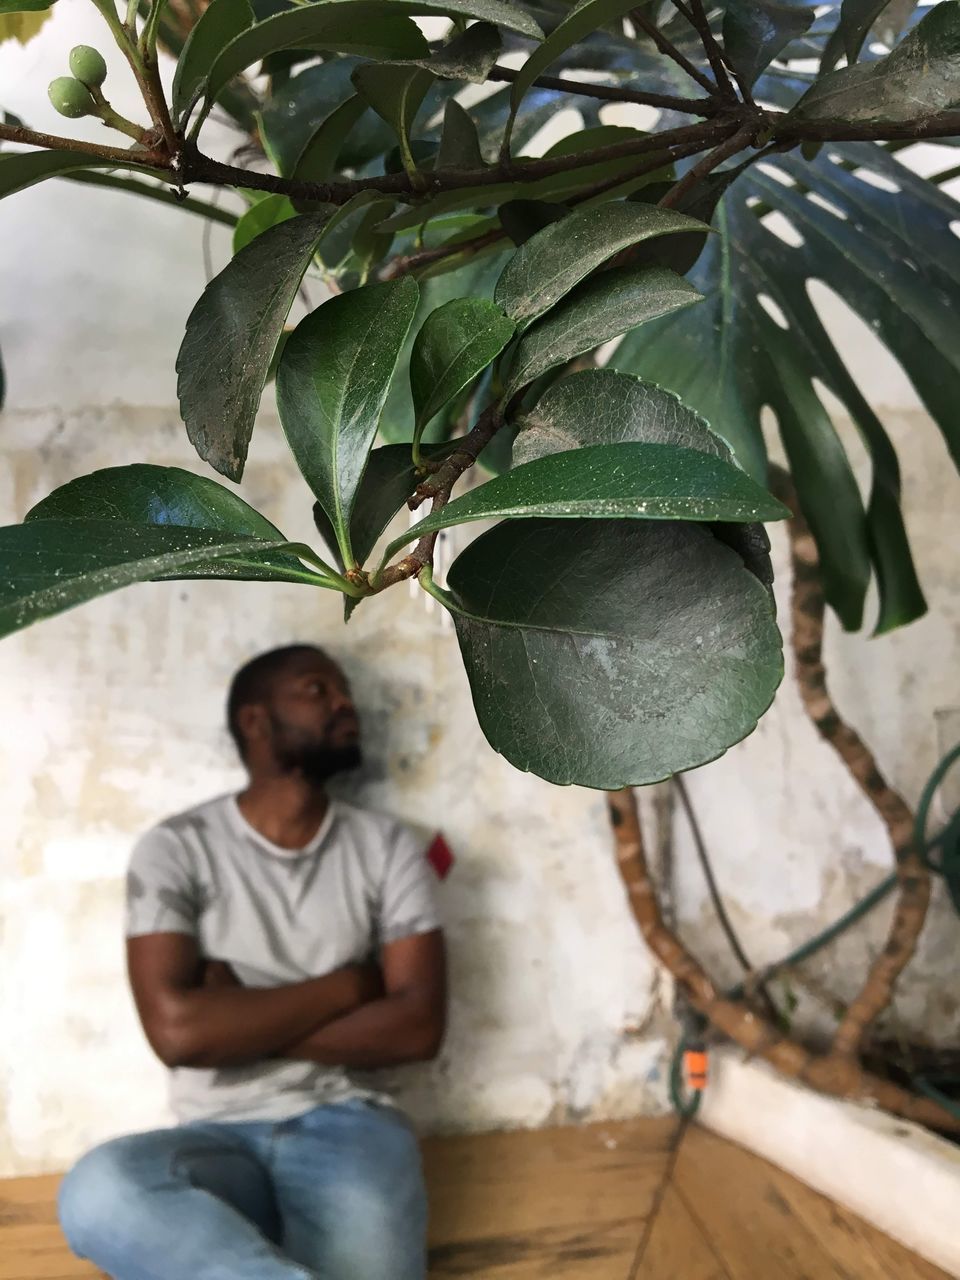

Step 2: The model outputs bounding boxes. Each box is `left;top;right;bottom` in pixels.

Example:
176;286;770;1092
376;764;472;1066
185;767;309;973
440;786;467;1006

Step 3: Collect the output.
263;653;362;782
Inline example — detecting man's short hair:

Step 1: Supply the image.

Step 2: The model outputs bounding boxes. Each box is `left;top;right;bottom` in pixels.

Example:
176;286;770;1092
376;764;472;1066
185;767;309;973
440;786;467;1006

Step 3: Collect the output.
226;644;332;759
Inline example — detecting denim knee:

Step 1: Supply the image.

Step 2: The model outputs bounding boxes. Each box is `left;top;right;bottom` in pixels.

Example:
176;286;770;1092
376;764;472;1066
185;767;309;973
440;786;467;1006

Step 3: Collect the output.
58;1138;134;1257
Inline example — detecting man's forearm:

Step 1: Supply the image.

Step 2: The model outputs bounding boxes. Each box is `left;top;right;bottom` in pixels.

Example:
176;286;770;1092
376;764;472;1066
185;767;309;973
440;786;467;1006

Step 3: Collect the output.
278;992;445;1069
156;968;374;1069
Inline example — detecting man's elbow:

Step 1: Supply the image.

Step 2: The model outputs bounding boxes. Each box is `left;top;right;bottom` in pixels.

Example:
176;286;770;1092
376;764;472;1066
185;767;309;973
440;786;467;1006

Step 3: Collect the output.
144;1000;207;1069
409;1010;446;1062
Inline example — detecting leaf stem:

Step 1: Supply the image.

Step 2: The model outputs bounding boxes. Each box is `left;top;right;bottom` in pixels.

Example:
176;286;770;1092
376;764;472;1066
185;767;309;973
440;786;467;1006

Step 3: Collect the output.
0;119;167;164
658;123;755;209
484;64;718;117
672;0;739;102
630;6;718;96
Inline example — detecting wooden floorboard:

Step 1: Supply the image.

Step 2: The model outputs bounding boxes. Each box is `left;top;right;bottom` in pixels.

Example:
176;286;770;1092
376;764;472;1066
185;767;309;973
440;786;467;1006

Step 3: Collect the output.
0;1119;949;1279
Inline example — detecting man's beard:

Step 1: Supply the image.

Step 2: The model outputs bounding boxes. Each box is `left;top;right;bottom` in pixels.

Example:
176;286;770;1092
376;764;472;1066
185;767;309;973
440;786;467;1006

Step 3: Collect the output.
269;714;363;784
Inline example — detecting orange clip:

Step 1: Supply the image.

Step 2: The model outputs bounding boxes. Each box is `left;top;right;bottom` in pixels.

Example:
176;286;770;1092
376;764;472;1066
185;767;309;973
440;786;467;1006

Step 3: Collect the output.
684;1049;708;1092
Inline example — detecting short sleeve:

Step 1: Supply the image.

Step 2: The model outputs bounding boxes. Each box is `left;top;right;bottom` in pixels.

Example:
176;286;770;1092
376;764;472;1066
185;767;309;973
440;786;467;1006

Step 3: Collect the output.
125;825;200;939
379;823;442;945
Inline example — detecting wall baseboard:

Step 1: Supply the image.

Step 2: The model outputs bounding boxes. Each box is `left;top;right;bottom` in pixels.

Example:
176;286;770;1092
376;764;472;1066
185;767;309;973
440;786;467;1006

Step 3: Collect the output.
699;1050;960;1278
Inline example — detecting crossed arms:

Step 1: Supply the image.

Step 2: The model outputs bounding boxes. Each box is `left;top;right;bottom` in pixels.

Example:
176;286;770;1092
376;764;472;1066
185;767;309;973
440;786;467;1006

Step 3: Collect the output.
127;930;447;1071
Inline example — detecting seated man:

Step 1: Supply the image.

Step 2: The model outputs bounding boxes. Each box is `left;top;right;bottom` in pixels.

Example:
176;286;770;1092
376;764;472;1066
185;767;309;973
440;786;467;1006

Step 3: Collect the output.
58;643;447;1280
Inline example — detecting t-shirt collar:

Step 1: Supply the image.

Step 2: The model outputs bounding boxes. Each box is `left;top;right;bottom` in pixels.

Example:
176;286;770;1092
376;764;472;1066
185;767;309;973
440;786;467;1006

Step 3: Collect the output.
228;793;337;859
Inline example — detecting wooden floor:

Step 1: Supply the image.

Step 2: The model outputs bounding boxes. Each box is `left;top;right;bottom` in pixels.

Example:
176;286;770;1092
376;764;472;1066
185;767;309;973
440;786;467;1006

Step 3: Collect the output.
0;1118;949;1279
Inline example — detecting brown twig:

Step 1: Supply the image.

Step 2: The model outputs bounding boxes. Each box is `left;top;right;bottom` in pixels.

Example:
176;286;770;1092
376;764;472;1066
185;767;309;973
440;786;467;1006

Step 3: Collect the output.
607;787;960;1132
370;406;505;591
657;123;754;208
769;467;931;1060
0;120;168;165
630;7;718;95
485;64;717;116
676;0;738;101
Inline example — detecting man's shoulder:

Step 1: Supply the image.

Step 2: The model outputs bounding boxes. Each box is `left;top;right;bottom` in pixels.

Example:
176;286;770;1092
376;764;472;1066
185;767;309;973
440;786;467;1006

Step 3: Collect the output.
334;799;431;857
135;792;234;853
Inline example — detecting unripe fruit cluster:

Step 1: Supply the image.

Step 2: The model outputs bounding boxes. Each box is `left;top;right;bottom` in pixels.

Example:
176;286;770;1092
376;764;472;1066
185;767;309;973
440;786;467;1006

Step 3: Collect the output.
48;46;107;120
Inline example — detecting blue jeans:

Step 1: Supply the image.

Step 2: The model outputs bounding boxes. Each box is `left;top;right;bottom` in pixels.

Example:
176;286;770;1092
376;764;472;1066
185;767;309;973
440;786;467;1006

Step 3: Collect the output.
57;1098;428;1280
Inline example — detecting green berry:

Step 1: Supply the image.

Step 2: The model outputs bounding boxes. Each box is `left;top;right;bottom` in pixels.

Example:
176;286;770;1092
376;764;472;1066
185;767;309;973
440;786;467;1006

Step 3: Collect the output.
48;76;96;120
69;45;107;90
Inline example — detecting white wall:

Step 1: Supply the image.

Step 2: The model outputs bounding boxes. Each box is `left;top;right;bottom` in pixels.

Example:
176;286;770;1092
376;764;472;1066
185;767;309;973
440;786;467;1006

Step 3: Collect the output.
1;4;959;1177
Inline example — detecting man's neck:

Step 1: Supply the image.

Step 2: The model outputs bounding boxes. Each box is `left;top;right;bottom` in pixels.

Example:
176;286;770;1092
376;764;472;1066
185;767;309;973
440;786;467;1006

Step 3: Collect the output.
236;775;330;850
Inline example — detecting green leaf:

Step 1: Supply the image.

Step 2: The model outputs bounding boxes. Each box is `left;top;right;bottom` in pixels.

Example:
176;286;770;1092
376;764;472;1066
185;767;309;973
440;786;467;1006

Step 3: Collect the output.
722;1;814;89
384;440;788;564
312;440;459;569
0;464;341;638
434;518;783;787
514;367;776;589
275;278;419;567
410;298;515;458
512;367;730;467
506;264;701;396
0;149;158;201
172;0;254;125
0;0;55;12
791;3;960;124
437;98;485;170
293;94;370;184
504;0;639;152
820;0;895;74
177;212;331;484
494;202;707;329
614;147;930;633
232;193;296;254
204;0;541;106
207;11;430;104
351;62;434;171
422;21;502;81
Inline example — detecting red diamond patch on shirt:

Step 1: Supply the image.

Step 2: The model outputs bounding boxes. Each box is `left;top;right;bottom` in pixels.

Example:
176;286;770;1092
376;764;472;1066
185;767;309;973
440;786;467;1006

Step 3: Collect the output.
426;832;454;880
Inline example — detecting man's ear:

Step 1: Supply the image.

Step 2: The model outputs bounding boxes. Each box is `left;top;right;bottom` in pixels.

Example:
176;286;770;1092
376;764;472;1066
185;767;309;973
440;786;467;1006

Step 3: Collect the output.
236;702;269;750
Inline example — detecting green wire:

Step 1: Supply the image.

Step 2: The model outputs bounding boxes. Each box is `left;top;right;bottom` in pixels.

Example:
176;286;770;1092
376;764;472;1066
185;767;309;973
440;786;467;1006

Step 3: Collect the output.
668;743;960;1119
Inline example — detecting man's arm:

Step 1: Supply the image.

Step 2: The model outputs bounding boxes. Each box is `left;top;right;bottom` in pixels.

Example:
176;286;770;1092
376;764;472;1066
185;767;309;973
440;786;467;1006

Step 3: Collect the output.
127;933;381;1069
278;929;447;1068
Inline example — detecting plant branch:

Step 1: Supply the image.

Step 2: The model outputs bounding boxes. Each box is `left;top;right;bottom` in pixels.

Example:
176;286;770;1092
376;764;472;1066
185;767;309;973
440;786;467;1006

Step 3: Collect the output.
769;467;931;1060
675;0;737;101
370;404;505;591
630;7;718;95
485;64;717;117
0;120;167;165
658;122;755;208
607;786;960;1133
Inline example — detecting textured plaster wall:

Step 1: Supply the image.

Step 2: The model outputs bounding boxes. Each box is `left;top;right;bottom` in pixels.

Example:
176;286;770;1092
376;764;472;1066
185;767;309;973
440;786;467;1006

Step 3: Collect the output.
2;4;960;1178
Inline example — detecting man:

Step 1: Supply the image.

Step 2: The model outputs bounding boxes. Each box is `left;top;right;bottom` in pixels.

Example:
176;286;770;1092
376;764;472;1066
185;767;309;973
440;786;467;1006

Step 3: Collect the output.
58;643;447;1280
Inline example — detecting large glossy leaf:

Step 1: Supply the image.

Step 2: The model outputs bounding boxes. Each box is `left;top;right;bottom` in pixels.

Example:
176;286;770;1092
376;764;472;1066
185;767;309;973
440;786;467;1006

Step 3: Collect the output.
204;0;541;104
293;95;372;184
171;0;254;124
513;368;731;466
275;278;419;567
437;99;486;169
410;298;515;458
723;0;814;89
494;202;706;329
514;368;776;587
0;465;341;638
507;265;700;395
0;150;157;201
791;2;960;124
614;141;939;632
176;213;330;484
433;518;783;787
383;441;788;565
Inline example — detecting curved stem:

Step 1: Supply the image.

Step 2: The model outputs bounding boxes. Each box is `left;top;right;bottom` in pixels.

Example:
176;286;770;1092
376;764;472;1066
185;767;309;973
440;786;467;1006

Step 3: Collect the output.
607;786;960;1132
769;466;931;1059
485;64;718;116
